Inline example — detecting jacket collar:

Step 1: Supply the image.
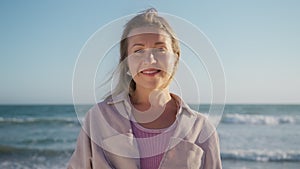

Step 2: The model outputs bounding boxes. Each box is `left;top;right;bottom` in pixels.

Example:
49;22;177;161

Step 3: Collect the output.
101;91;199;159
106;91;196;117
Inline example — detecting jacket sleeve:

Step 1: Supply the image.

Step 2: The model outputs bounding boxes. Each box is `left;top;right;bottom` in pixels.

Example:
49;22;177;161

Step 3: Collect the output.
67;110;113;169
67;129;93;169
199;130;222;169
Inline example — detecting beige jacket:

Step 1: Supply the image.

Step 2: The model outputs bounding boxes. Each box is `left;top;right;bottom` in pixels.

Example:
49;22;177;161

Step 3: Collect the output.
68;92;222;169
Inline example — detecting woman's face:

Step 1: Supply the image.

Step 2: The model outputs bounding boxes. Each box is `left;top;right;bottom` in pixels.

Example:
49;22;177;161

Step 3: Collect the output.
127;27;177;91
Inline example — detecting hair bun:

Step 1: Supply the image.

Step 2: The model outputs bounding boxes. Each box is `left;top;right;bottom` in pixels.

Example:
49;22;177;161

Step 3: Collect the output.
142;7;158;16
146;8;157;13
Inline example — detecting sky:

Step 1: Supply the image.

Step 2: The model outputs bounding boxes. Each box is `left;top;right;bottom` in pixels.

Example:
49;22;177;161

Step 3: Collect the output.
0;0;300;104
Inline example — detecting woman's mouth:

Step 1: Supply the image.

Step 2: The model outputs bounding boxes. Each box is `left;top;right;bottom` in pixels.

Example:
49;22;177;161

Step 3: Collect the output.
140;69;161;76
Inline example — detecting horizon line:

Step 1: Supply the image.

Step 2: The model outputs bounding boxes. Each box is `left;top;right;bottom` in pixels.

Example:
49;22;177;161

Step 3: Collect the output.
1;102;300;106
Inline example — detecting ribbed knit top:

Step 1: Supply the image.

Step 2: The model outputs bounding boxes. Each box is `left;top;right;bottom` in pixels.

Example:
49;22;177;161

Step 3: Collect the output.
131;120;177;169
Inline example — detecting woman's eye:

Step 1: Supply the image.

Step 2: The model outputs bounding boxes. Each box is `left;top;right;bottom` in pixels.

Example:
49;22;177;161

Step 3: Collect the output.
156;48;166;53
134;49;145;53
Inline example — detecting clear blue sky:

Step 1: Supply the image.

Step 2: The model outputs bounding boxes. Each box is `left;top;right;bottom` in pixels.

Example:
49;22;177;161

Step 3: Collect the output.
1;0;299;104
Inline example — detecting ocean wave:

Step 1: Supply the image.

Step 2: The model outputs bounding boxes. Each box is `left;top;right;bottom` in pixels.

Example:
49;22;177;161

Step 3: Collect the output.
0;161;67;169
222;114;298;125
0;145;70;169
19;138;76;145
0;117;84;125
0;145;73;157
222;149;300;162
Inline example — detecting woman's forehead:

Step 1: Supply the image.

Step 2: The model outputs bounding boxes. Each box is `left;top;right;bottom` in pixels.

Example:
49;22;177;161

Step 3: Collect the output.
127;33;170;44
127;27;172;47
127;26;170;38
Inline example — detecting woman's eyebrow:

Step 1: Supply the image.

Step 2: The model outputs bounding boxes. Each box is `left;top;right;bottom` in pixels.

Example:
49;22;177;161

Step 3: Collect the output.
131;43;144;47
130;42;166;49
154;42;166;46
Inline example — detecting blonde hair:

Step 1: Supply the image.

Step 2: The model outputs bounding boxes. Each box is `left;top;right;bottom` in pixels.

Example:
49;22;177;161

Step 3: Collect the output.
112;8;180;97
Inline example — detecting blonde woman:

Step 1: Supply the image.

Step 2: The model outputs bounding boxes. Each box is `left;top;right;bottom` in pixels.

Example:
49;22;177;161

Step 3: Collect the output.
68;8;222;169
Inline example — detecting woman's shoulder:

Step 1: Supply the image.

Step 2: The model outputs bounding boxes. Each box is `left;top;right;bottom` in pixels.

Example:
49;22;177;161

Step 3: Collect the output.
180;103;208;121
187;108;213;130
82;95;131;134
88;94;123;111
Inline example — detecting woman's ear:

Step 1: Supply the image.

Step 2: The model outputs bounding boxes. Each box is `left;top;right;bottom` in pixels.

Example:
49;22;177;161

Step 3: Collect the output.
127;70;132;76
176;52;180;58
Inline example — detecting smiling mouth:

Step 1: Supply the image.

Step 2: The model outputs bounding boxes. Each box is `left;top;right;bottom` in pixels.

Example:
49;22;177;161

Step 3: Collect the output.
140;69;161;76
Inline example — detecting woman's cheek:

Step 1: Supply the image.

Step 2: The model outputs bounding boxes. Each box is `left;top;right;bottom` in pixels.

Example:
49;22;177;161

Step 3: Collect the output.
127;56;140;77
161;54;177;76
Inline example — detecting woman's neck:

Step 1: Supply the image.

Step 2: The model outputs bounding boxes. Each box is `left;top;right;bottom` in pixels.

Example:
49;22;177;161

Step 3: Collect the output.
130;87;171;111
130;88;179;129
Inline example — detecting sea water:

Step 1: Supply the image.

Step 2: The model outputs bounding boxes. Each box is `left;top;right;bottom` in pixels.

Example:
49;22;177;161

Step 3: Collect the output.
0;104;299;169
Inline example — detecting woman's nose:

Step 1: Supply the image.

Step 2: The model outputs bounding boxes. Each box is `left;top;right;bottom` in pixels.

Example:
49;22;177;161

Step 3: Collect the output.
143;49;157;64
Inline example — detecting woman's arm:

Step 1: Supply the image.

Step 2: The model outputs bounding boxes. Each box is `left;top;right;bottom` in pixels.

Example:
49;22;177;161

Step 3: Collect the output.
199;130;222;169
67;129;93;169
67;108;113;169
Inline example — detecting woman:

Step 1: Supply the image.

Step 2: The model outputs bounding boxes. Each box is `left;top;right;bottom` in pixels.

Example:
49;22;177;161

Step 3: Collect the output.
68;8;222;169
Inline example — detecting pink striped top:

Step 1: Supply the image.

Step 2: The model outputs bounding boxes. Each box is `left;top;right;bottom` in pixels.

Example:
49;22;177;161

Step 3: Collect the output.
131;121;177;169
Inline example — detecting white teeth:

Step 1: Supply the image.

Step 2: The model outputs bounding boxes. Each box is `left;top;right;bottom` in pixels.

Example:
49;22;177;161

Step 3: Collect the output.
142;70;159;74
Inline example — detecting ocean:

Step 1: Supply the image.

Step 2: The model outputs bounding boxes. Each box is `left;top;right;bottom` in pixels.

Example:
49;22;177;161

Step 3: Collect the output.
0;104;299;169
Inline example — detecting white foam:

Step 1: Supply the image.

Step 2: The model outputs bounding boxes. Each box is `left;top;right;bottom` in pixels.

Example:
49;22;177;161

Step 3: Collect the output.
0;117;79;124
222;114;297;125
222;149;300;162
